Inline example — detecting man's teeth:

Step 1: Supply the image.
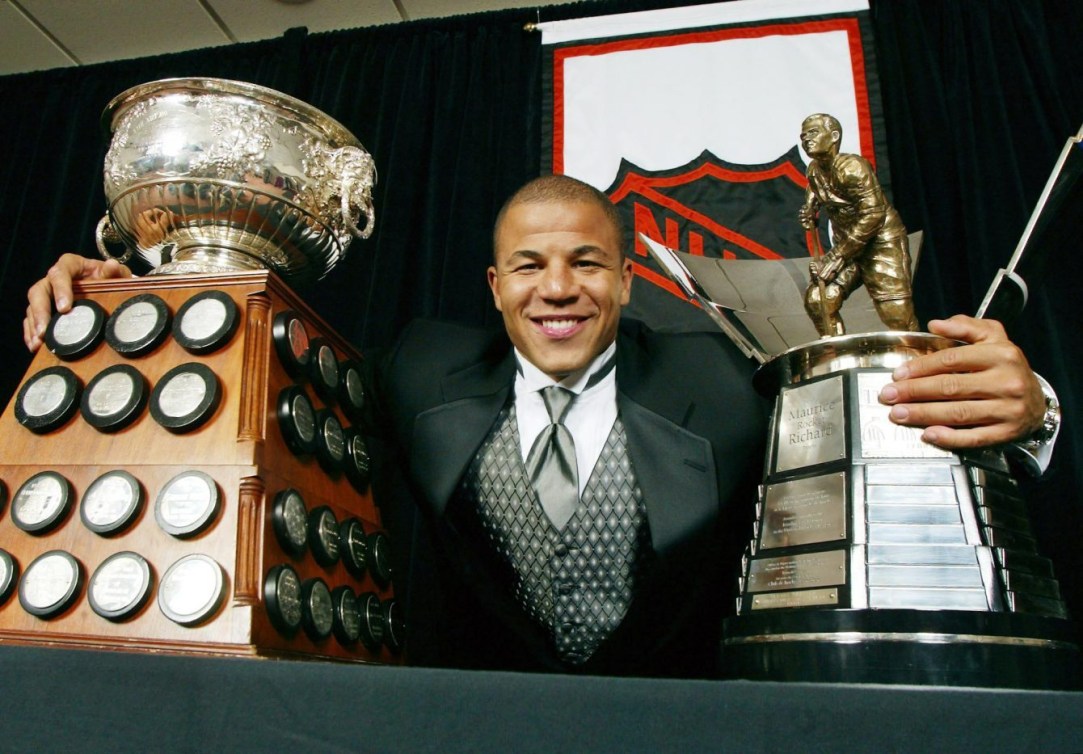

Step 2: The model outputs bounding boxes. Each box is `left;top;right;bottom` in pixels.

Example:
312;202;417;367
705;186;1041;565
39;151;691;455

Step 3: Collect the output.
543;319;578;331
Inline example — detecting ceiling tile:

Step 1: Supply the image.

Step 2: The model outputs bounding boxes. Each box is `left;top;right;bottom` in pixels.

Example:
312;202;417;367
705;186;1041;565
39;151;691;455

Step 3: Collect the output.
18;0;231;65
209;0;403;42
0;2;75;75
0;0;571;77
399;0;544;21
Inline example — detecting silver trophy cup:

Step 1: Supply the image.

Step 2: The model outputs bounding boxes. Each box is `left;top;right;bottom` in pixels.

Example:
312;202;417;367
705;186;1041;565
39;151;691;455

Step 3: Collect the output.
97;78;376;285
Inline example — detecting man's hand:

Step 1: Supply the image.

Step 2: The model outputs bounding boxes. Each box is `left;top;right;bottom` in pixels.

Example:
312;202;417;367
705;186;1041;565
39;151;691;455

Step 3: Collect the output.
878;315;1045;449
23;254;132;352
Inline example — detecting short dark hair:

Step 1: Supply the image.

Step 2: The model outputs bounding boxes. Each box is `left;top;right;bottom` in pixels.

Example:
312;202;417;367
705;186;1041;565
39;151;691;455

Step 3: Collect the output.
492;174;626;261
804;113;842;138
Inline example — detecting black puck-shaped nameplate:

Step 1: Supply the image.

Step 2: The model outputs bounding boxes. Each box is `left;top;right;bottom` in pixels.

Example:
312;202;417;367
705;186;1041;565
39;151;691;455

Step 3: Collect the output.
150;362;221;433
337;360;366;423
154;470;220;538
0;549;19;605
80;364;148;432
173;290;239;355
271;489;308;558
15;366;82;434
338;517;368;580
272;311;310;380
158;554;226;627
343;430;371;493
80;470;144;536
331;585;361;646
307;506;340;567
382;598;405;654
105;293;171;357
314;410;346;474
11;471;73;535
367;531;393;588
88;551;153;622
264;563;303;638
19;550;83;619
0;479;7;518
358;591;385;651
308;338;340;404
301;577;334;642
45;299;106;360
277;386;317;456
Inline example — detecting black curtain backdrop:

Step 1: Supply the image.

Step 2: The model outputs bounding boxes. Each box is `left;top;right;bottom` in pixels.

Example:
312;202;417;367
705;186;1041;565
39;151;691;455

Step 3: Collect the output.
0;0;1081;642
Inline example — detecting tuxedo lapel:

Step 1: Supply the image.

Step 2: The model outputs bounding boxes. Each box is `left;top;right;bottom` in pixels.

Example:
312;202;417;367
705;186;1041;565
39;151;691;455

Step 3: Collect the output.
615;328;718;558
409;323;721;550
409;351;515;516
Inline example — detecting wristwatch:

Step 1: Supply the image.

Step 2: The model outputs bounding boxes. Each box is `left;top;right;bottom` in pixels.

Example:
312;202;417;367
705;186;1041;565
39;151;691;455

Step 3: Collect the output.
1010;375;1061;477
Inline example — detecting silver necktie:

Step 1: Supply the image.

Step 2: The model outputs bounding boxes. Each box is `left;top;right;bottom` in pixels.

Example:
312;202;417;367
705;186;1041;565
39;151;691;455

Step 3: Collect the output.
526;386;579;529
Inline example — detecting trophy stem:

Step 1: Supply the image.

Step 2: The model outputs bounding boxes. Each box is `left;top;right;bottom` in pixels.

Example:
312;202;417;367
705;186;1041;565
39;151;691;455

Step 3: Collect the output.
150;243;274;277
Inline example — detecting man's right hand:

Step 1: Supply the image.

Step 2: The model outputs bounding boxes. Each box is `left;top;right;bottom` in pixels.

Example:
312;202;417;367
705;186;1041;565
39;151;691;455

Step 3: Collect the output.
24;254;132;352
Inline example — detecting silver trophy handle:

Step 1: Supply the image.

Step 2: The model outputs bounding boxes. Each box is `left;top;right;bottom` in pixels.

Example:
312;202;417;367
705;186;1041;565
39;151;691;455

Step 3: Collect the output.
331;145;377;241
95;215;133;265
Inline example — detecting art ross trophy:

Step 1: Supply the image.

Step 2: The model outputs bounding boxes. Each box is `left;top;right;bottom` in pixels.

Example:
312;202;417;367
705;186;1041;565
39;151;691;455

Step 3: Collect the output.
0;79;404;662
645;114;1079;688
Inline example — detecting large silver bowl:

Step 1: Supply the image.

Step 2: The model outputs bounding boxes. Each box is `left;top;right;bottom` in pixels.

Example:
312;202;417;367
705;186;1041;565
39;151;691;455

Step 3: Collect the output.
98;78;376;284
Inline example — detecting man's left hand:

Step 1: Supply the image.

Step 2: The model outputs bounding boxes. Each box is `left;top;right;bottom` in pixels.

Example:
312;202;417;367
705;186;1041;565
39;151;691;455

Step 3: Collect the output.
878;315;1045;449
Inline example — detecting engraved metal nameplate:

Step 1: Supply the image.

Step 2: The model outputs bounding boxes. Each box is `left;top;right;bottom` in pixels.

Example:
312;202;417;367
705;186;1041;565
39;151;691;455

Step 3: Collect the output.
750;587;840;610
866;463;954;486
774;376;846;473
1002;570;1063;600
869;587;989;610
866;504;962;526
865;485;958;505
868;564;985;588
857;372;952;459
113;301;159;343
976;506;1031;534
158;373;207;418
747;550;846;593
867;524;968;545
760;472;846;550
867;545;978;566
21;374;66;416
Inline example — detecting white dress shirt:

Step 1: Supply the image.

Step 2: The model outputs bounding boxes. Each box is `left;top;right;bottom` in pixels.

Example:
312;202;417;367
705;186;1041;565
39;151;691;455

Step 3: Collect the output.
513;342;617;497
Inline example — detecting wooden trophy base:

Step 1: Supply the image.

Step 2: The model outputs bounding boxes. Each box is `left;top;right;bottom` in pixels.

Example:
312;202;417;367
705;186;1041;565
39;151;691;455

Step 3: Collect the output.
0;270;401;663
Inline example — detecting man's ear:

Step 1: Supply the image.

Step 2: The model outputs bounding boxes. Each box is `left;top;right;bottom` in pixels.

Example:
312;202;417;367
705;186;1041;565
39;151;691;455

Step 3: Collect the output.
487;266;503;312
619;256;633;306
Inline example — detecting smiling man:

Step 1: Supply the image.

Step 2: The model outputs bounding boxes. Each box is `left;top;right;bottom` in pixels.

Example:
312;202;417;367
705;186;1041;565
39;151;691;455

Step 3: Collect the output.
23;174;1053;677
374;174;1053;675
487;178;632;381
376;176;767;674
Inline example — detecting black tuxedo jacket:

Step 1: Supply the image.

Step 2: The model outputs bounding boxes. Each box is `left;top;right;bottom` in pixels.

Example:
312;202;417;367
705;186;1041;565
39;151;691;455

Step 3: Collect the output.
372;318;766;677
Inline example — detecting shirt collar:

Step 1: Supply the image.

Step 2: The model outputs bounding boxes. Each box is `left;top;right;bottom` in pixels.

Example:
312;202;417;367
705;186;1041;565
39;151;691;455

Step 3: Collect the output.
514;341;617;396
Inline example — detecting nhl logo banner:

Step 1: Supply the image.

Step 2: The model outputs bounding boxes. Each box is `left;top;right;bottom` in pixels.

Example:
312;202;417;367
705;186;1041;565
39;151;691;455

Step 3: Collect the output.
540;0;887;330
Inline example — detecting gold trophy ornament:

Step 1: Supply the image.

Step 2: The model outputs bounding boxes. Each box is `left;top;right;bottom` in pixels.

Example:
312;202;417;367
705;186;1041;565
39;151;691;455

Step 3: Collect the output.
799;113;918;337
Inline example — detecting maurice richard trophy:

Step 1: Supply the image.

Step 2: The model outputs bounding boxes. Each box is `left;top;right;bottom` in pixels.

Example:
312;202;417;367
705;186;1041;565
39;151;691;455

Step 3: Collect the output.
645;113;1078;688
0;79;403;664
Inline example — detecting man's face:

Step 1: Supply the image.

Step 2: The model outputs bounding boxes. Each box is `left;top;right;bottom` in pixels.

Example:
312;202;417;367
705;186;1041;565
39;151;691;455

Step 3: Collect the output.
800;118;839;158
488;200;632;381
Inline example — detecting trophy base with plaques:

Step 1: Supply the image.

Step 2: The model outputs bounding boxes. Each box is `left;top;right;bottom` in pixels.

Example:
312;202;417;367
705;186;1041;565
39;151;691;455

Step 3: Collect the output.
721;332;1080;689
0;271;402;663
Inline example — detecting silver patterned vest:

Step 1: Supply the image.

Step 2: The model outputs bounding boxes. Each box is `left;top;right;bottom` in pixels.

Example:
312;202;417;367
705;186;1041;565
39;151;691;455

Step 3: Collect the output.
458;403;650;664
